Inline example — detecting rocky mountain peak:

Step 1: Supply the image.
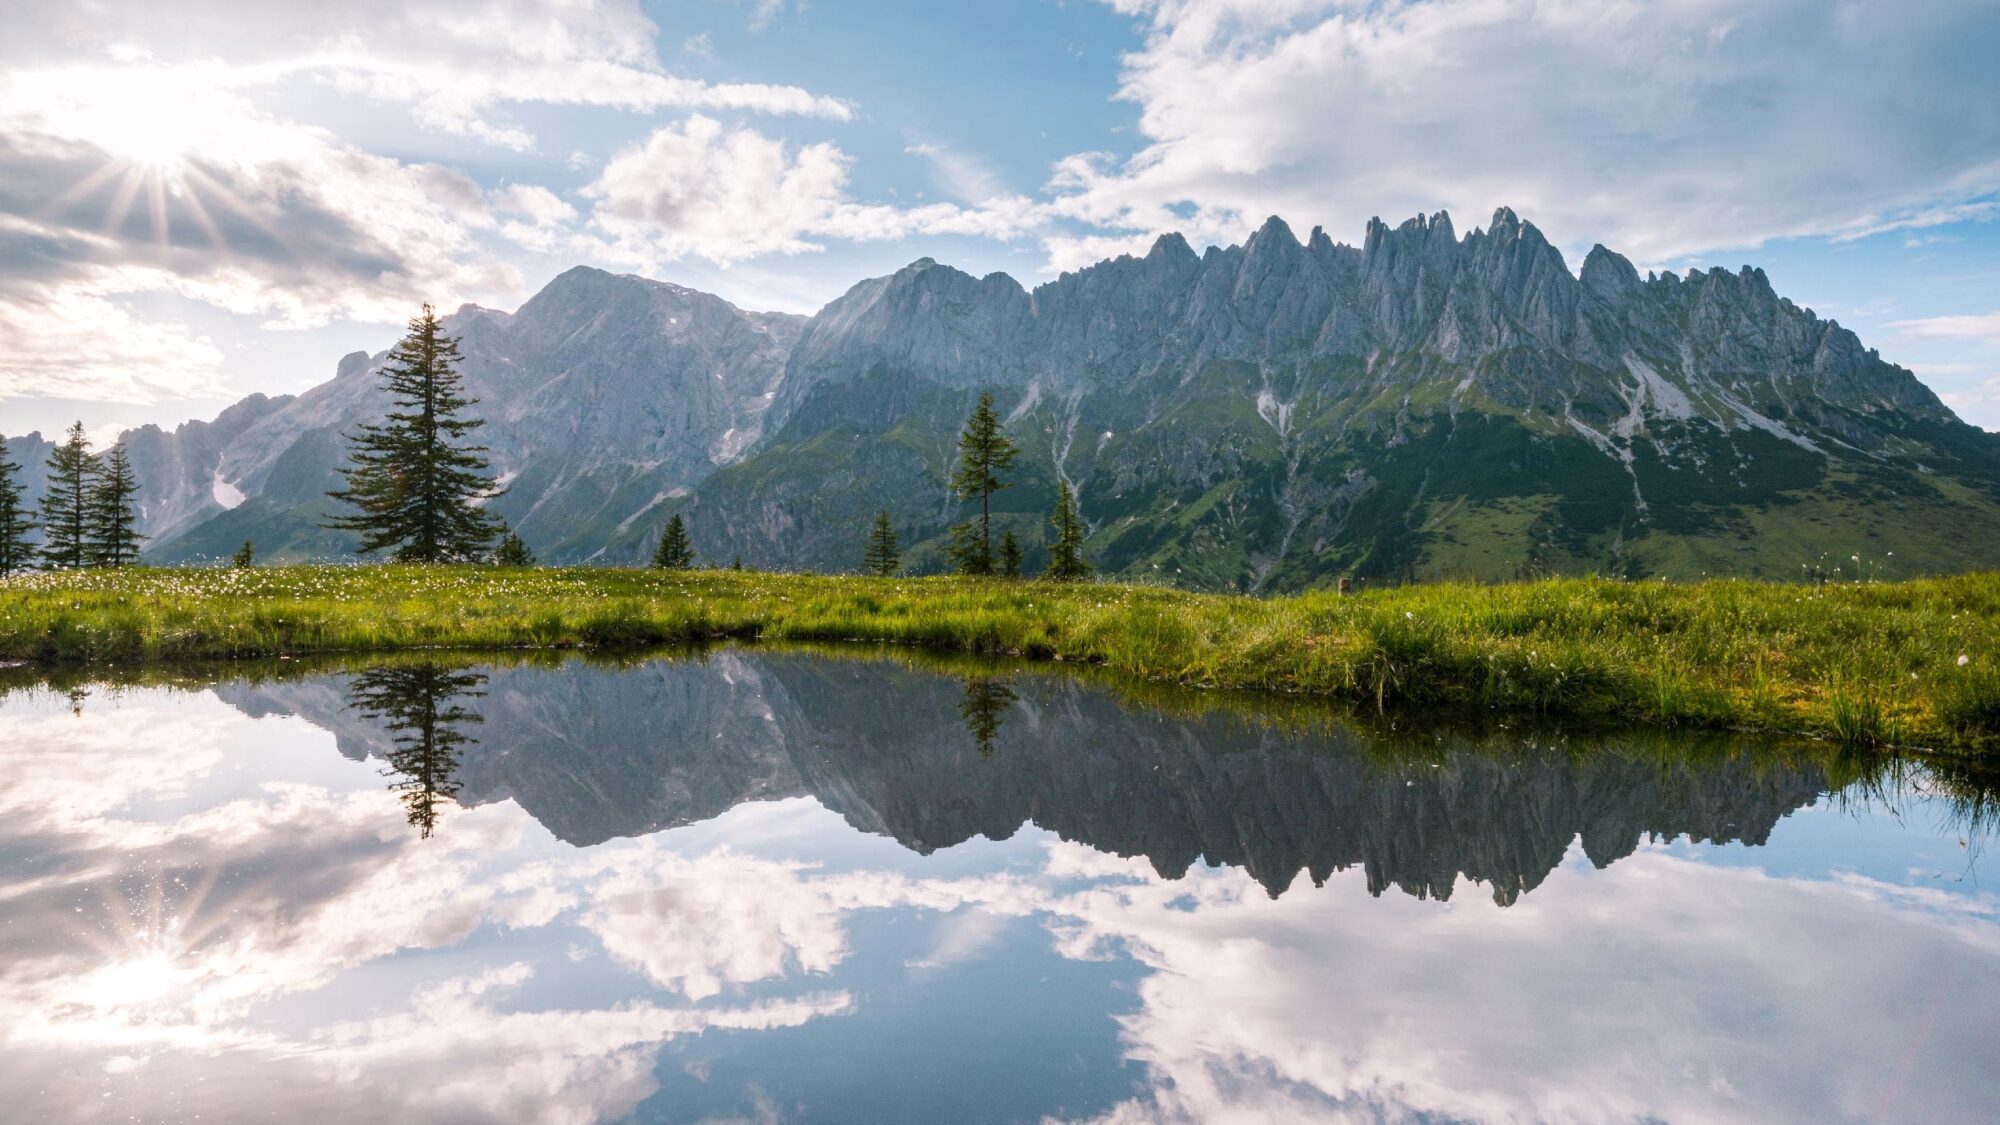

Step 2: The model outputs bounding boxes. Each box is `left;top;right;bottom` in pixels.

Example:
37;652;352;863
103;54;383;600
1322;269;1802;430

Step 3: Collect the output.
1148;231;1198;264
1580;244;1642;298
1245;215;1301;253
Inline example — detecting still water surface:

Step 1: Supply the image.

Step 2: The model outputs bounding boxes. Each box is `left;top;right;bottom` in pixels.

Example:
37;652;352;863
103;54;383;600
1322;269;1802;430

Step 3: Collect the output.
0;650;1994;1123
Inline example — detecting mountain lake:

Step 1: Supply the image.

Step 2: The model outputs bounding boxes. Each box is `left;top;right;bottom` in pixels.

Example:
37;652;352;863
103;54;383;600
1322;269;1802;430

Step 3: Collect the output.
0;648;1993;1123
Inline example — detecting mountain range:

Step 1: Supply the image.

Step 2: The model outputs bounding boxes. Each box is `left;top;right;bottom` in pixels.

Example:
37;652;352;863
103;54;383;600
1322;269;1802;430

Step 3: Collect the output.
7;207;1997;587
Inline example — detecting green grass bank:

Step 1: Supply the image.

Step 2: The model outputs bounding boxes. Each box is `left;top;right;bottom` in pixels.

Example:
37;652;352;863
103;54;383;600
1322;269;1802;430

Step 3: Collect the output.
2;566;1996;754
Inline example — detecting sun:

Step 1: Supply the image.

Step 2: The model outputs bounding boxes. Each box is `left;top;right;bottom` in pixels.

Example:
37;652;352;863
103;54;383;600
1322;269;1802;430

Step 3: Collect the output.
89;100;204;179
28;62;270;251
81;948;188;1012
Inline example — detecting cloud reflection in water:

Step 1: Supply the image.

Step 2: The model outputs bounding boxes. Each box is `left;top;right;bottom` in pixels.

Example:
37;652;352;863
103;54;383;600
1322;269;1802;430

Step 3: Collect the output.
0;654;1993;1123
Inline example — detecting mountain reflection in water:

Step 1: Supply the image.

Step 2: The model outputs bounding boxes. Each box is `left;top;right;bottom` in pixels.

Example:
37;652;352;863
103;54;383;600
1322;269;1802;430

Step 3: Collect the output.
0;648;1994;1124
252;651;1834;905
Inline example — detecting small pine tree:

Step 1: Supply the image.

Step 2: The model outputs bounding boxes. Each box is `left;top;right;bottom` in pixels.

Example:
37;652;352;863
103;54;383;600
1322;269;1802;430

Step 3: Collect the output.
324;305;504;562
1044;479;1093;581
958;677;1019;757
0;436;33;577
494;530;535;566
87;444;144;567
731;555;743;571
946;390;1018;576
998;529;1023;578
39;422;96;570
652;513;695;569
863;509;900;576
233;540;256;568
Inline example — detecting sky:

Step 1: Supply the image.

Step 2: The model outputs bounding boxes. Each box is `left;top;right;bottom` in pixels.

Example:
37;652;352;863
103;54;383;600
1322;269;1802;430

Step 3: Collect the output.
3;0;2000;442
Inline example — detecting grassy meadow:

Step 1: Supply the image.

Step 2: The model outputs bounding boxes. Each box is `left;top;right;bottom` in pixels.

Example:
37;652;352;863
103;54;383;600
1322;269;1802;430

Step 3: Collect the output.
1;565;1996;755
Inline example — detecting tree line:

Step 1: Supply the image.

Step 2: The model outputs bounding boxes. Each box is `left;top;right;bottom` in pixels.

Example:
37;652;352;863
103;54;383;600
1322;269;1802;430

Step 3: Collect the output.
0;421;144;576
2;306;1099;581
859;389;1092;581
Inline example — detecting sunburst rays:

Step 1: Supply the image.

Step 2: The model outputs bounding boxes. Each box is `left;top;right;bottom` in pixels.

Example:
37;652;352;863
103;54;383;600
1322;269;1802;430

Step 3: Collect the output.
24;72;294;264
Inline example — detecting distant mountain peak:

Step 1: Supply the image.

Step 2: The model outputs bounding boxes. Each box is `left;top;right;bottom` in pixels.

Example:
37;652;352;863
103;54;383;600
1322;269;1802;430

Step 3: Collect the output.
1148;231;1197;262
1249;214;1298;243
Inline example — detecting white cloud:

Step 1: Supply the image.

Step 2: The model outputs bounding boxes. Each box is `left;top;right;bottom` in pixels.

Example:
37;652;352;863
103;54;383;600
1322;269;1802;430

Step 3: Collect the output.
585;115;855;262
743;0;801;33
0;286;228;404
1938;375;2000;426
584;116;1042;266
0;59;546;401
1041;230;1162;275
12;1;849;151
310;966;851;1125
492;184;582;253
1043;841;2000;1124
1892;311;2000;345
1051;0;2000;265
587;847;851;1000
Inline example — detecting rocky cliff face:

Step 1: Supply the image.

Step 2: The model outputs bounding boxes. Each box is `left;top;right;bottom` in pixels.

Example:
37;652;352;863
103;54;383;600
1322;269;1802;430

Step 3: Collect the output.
146;267;803;563
125;208;2000;580
0;431;55;521
688;208;1998;583
214;651;1831;905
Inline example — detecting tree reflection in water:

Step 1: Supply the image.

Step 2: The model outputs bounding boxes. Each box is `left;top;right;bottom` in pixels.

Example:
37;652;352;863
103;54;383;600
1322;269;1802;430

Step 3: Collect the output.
958;677;1018;756
346;664;488;837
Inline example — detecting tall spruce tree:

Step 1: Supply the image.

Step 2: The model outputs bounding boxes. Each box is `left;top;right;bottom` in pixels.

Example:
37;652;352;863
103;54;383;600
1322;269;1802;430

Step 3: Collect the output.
39;421;96;570
87;444;144;567
1044;479;1093;581
324;305;503;562
0;437;33;577
946;390;1017;576
863;509;900;576
652;513;695;569
347;663;485;839
997;529;1023;578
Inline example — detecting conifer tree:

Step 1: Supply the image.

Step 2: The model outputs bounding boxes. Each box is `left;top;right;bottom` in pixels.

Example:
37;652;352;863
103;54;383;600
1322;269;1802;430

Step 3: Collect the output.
958;677;1019;756
947;390;1017;576
39;421;96;570
87;444;144;567
652;513;695;569
233;540;256;568
494;530;535;566
863;509;900;576
0;437;33;577
1044;478;1093;581
324;305;503;562
347;663;485;839
998;529;1023;578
